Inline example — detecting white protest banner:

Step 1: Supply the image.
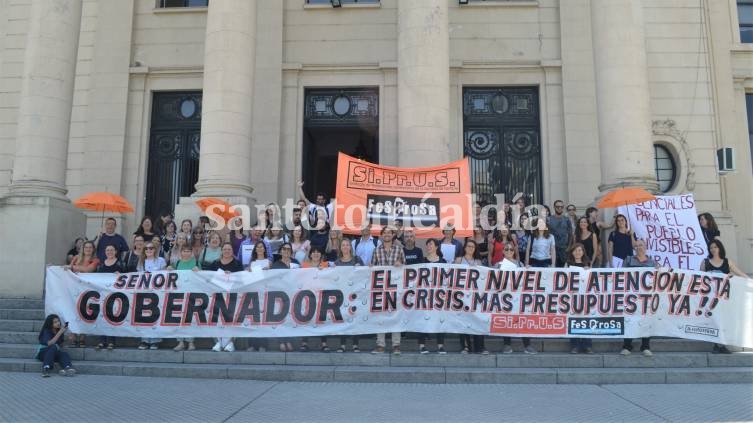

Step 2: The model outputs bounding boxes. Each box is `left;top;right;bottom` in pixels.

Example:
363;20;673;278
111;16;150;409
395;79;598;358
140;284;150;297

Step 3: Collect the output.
45;265;753;348
620;194;708;270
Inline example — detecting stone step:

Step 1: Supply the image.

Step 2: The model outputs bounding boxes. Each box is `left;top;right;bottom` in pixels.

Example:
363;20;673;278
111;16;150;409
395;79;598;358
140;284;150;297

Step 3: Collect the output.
0;330;719;353
0;299;44;309
0;309;45;320
2;343;750;368
2;357;751;384
0;319;43;332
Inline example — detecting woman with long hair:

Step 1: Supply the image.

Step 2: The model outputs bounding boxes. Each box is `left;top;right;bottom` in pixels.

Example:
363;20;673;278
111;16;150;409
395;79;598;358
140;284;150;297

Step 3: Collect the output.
228;218;247;257
607;214;635;267
332;239;363;353
325;229;342;262
526;219;555;267
167;232;189;268
206;242;244;352
123;235;145;272
500;242;537;355
290;225;310;264
191;226;205;260
469;226;489;264
136;242;167;350
566;243;593;354
66;237;85;265
265;226;289;261
299;246;331;352
134;215;159;239
248;241;271;270
161;221;177;257
37;314;76;377
95;245;124;350
489;225;517;266
701;239;746;353
68;240;99;347
514;214;532;263
417;239;446;354
575;216;598;267
455;239;486;354
698;212;721;245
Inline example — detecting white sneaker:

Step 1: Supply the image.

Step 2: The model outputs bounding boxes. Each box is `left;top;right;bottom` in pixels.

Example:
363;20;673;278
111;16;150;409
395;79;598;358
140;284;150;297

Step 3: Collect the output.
212;342;221;352
620;348;631;356
502;345;513;354
642;349;653;357
523;346;538;355
223;341;235;352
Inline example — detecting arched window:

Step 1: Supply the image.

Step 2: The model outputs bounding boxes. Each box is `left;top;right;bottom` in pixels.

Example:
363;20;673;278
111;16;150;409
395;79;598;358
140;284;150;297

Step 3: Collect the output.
654;144;677;193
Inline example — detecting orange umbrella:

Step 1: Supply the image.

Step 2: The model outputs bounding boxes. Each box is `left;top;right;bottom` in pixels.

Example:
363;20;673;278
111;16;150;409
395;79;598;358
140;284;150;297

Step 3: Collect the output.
73;192;134;214
597;187;656;209
195;197;240;224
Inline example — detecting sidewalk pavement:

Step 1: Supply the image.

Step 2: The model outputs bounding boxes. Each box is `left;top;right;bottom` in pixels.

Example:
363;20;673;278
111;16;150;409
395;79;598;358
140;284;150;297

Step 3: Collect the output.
0;372;751;422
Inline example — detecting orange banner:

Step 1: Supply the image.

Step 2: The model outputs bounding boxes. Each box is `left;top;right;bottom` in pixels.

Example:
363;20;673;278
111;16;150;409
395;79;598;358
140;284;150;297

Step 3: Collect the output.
334;153;473;238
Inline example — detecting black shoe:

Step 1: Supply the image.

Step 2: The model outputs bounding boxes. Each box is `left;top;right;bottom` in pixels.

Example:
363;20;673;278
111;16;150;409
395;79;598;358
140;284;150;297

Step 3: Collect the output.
712;344;721;354
41;367;50;378
719;346;732;354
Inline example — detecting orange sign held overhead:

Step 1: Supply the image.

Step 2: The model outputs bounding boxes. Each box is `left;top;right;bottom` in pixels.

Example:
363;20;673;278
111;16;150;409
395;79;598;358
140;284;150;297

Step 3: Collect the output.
334;153;473;238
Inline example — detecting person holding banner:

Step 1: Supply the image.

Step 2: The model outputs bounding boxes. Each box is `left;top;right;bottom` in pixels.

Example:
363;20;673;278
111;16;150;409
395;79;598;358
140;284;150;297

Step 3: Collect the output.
566;243;593;354
137;242;167;350
500;242;537;355
333;239;363;353
299;246;332;352
489;225;517;266
701;239;747;354
607;214;636;268
270;243;300;270
371;226;405;355
416;238;448;354
95;245;124;350
353;224;378;266
37;314;76;377
456;239;488;355
620;239;658;357
68;240;99;347
206;242;244;352
325;229;342;262
402;230;424;265
526;219;556;268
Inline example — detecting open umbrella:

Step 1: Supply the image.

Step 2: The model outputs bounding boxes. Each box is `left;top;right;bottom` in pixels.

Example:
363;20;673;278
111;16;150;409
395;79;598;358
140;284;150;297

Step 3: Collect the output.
597;187;656;209
73;192;134;215
195;197;240;224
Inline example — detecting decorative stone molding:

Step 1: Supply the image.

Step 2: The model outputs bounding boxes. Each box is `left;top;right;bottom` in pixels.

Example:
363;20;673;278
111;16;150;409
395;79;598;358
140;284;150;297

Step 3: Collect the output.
652;119;696;192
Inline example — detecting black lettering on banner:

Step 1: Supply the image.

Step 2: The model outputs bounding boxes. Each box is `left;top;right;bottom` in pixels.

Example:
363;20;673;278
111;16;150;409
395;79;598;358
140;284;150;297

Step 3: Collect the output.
318;290;344;323
210;293;238;324
133;293;160;324
184;292;209;324
104;292;129;324
264;291;289;324
78;291;100;322
114;274;127;289
235;292;261;324
163;292;184;325
292;290;316;323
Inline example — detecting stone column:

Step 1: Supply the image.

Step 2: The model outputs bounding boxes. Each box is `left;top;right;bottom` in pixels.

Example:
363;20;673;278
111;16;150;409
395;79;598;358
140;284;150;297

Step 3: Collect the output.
9;0;83;198
397;0;450;167
591;0;657;192
193;0;256;198
1;0;85;298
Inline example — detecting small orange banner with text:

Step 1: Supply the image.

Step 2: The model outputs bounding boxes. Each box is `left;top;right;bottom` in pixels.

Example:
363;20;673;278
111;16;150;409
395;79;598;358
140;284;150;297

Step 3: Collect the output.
334;152;473;238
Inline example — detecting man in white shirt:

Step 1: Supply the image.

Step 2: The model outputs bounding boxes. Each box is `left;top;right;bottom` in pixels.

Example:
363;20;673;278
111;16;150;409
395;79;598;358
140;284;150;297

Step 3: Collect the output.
297;180;334;227
352;224;379;265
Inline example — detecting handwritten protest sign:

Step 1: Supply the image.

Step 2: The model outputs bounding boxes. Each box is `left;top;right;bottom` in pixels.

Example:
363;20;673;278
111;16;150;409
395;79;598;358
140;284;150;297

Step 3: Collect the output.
620;194;708;270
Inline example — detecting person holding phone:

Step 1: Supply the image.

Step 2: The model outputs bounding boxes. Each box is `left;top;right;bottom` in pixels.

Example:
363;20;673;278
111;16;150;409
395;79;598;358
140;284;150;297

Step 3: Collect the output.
37;314;76;377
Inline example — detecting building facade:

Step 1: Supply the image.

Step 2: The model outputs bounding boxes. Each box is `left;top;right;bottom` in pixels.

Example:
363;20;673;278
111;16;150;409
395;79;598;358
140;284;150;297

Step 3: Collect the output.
0;0;752;297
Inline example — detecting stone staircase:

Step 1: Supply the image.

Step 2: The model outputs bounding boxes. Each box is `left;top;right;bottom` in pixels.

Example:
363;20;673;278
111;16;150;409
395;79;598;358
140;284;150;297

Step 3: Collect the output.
1;298;751;384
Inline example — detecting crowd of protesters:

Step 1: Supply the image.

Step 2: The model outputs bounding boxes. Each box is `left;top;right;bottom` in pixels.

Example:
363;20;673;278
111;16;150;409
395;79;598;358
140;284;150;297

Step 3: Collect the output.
50;185;745;377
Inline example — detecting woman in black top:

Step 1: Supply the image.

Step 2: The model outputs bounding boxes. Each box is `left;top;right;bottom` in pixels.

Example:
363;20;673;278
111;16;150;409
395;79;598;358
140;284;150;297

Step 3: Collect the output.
417;239;447;354
95;245;123;350
134;216;159;240
207;243;243;352
700;239;746;354
66;237;85;265
206;242;244;272
575;217;597;267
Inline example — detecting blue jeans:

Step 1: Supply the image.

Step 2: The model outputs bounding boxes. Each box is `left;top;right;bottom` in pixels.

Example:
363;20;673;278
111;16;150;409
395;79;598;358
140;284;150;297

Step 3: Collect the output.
37;345;72;369
570;338;592;350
